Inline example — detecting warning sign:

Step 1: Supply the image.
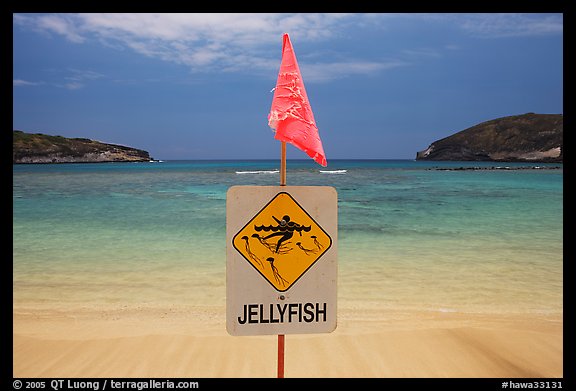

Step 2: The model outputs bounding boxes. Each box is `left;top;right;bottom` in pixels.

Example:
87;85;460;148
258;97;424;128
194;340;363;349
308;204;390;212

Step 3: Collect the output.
232;192;332;292
226;186;337;336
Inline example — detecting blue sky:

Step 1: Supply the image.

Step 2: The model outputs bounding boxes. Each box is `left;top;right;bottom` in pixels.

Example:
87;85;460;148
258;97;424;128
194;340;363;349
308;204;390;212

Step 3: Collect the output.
12;13;563;162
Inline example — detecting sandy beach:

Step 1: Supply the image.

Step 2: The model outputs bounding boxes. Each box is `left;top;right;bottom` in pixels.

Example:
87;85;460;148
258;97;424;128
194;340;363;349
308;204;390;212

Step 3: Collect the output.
13;305;562;378
13;160;564;379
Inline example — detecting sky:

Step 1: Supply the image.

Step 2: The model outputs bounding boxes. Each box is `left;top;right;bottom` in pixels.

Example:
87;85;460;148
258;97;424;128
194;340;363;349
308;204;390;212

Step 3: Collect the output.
12;13;563;162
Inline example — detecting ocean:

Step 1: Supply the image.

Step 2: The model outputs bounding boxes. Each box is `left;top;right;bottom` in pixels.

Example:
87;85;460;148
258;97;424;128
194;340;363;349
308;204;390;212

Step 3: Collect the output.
13;160;563;317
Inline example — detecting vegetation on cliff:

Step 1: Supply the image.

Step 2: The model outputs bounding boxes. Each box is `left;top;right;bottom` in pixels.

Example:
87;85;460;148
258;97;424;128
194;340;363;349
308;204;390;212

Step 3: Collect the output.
13;131;151;163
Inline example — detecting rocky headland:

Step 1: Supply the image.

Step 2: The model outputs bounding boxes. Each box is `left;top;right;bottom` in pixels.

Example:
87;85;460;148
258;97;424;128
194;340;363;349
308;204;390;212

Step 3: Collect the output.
13;130;152;164
416;113;562;162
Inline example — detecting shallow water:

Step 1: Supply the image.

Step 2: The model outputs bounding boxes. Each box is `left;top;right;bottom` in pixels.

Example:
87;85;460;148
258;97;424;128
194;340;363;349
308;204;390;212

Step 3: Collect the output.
13;160;563;315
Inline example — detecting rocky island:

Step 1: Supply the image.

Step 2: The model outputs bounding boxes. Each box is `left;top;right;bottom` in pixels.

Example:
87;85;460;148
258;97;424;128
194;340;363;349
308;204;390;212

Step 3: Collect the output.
13;130;152;164
416;113;563;162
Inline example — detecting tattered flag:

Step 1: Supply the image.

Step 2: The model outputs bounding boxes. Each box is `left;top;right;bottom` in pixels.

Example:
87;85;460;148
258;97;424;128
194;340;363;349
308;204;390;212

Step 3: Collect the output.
268;33;327;167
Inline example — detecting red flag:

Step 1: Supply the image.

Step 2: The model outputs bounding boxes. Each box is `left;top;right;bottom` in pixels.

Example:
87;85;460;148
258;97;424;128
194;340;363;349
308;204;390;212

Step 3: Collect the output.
268;33;327;167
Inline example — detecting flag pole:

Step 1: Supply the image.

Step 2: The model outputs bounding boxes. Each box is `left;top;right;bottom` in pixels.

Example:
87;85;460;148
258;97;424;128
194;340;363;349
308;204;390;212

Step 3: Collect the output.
278;141;286;378
278;334;285;378
280;142;287;186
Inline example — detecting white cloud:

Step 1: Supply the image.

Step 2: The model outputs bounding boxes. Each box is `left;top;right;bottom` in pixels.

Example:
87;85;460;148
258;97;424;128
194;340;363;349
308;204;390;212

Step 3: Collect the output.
13;13;562;82
12;13;373;81
14;69;104;90
13;13;85;43
301;60;409;83
72;13;354;74
401;48;442;58
57;69;105;90
372;13;563;38
13;79;43;87
62;82;84;90
65;68;106;82
456;13;563;38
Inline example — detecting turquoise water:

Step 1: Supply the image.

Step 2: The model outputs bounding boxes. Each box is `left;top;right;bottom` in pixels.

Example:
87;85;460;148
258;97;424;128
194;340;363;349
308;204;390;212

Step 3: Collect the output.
13;160;563;315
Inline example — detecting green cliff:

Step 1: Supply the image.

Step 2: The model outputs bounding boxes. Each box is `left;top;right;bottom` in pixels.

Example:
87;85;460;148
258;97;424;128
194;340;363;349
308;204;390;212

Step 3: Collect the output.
13;131;152;164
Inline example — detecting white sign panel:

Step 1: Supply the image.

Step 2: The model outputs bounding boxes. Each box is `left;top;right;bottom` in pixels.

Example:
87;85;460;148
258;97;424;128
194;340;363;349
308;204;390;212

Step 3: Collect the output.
226;186;337;336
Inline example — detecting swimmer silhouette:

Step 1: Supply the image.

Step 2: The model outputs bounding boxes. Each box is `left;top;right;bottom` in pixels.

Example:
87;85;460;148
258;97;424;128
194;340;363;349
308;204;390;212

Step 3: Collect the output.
254;215;311;253
251;233;292;254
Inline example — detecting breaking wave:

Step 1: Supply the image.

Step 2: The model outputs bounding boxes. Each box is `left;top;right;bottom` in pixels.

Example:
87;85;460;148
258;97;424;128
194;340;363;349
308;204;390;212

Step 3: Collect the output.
319;169;347;174
235;170;280;175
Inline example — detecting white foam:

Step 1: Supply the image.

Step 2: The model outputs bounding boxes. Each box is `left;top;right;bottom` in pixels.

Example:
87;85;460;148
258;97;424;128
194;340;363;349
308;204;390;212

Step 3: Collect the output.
319;169;347;174
235;170;279;174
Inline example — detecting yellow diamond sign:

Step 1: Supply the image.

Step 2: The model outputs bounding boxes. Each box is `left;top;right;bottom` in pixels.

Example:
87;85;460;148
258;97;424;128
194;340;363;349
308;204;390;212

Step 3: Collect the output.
232;192;332;292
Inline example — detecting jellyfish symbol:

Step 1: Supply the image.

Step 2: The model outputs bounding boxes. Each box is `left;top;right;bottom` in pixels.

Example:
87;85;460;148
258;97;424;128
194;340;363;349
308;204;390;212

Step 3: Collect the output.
296;242;317;256
266;257;289;287
311;235;324;250
241;236;263;267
